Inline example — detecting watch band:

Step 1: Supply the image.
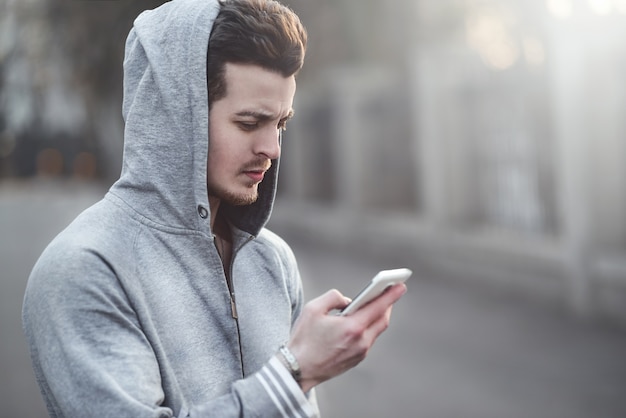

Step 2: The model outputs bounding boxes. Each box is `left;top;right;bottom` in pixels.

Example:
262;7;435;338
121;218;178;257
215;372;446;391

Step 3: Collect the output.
278;344;302;382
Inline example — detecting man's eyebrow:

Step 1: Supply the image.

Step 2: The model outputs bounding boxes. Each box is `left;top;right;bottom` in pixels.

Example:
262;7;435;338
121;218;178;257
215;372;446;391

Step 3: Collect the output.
235;109;295;120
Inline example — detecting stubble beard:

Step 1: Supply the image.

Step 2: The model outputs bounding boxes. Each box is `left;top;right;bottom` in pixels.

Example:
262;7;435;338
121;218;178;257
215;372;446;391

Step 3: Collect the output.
208;181;259;206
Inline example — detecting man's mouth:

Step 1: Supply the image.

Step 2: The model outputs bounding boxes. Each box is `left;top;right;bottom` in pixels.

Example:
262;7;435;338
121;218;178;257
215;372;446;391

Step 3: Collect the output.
244;170;266;183
242;159;271;183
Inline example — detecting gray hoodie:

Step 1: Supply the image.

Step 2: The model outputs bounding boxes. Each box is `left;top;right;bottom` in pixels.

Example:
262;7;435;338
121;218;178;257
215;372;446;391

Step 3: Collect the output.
22;0;318;416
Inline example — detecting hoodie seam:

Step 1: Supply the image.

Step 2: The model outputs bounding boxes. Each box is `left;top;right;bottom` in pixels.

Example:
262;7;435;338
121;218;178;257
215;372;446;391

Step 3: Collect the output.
106;191;209;237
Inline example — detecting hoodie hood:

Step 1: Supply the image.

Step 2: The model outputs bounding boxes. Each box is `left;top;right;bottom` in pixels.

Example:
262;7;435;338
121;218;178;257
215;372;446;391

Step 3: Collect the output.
110;0;280;237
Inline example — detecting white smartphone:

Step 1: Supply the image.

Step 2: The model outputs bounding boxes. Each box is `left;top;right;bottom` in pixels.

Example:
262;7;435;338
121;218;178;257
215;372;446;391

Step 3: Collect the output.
338;268;412;316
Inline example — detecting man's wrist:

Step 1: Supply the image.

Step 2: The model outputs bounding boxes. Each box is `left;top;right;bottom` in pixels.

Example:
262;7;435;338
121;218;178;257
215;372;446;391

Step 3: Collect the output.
278;344;302;383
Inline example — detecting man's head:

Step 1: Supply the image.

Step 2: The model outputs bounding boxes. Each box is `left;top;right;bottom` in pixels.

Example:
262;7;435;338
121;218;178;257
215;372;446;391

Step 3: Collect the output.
207;0;307;108
206;0;306;207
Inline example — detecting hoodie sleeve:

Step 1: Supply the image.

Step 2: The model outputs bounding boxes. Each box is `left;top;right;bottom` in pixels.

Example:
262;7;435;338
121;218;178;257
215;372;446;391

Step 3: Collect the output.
22;238;319;418
188;356;319;418
23;240;174;418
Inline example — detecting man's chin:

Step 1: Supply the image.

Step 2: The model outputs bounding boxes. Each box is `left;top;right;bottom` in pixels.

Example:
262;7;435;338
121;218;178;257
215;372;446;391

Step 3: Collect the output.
212;188;259;206
228;195;258;206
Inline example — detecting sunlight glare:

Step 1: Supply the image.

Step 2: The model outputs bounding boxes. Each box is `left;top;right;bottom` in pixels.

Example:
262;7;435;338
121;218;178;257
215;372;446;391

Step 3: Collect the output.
466;12;519;70
612;0;626;14
588;0;613;15
547;0;573;19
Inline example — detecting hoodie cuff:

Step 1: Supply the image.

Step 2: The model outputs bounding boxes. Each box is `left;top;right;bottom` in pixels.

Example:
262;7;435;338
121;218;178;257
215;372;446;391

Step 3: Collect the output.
256;356;319;417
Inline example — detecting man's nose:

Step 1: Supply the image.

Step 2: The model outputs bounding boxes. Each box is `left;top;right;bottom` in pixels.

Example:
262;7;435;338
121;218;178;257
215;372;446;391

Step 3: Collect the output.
255;128;281;160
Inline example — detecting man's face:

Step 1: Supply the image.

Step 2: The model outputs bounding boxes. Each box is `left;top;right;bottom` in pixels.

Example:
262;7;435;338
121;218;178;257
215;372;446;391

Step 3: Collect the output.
207;63;296;206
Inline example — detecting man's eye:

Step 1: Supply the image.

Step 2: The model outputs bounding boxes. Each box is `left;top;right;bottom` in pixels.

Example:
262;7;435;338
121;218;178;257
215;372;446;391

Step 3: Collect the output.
278;119;289;131
237;121;258;131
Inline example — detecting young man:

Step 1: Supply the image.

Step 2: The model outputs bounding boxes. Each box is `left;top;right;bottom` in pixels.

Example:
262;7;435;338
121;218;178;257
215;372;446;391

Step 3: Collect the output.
22;0;406;416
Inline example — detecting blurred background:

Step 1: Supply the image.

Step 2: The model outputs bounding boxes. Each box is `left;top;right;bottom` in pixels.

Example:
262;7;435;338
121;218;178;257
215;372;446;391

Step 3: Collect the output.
2;0;626;416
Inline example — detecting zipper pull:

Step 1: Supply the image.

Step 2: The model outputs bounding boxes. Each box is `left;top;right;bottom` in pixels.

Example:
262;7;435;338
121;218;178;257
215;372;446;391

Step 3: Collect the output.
230;294;238;319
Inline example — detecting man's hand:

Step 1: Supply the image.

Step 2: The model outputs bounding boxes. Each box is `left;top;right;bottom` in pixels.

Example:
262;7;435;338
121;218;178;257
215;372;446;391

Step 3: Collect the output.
286;283;407;392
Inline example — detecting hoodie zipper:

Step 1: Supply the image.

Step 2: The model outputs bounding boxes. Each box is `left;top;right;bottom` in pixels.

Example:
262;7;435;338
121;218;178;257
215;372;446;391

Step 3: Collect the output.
217;234;254;377
214;235;238;319
222;235;253;319
226;271;238;319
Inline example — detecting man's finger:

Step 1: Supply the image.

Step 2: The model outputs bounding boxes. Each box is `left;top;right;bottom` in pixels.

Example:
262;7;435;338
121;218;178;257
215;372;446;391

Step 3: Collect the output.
308;289;351;314
352;283;406;326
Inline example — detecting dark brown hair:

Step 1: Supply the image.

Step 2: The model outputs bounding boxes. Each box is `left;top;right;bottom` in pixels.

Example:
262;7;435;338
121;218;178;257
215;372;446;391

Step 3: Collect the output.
207;0;307;107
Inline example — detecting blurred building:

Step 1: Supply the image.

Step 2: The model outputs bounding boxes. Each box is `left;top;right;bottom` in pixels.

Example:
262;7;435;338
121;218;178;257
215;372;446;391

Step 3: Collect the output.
0;0;165;180
276;0;626;324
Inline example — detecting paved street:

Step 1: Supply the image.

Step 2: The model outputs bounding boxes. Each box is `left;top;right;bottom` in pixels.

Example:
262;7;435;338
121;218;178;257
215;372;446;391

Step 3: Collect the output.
0;181;107;418
2;181;626;417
